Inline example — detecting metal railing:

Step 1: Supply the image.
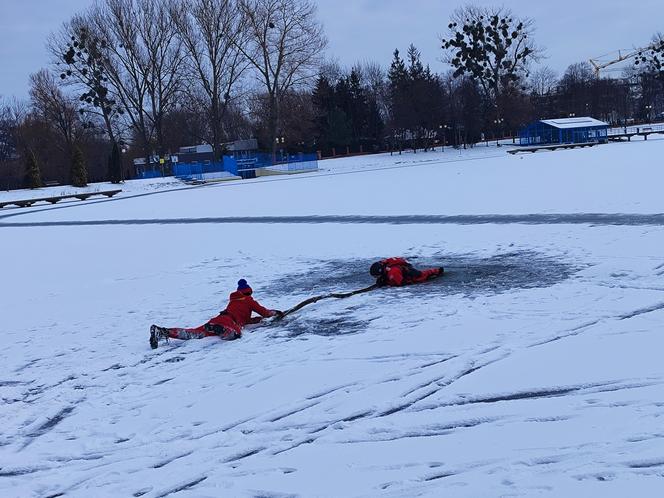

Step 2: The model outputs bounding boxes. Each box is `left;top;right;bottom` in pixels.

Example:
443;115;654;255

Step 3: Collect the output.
607;124;664;136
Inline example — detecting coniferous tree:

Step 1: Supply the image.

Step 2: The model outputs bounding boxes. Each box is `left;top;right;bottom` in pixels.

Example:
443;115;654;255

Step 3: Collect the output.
365;97;384;150
347;69;368;145
70;145;87;187
387;49;409;151
24;149;42;188
327;107;352;150
312;75;334;149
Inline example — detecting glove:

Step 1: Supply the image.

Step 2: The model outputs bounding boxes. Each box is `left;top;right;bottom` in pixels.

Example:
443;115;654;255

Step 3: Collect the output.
272;310;284;318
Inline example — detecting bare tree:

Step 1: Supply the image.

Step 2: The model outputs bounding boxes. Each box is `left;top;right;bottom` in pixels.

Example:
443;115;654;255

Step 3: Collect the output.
139;0;184;156
0;98;18;163
172;0;248;160
29;69;82;153
354;60;389;121
237;0;327;157
49;14;123;148
4;99;31;156
441;5;541;120
635;32;664;80
529;66;558;97
29;69;87;182
560;62;595;87
89;0;183;164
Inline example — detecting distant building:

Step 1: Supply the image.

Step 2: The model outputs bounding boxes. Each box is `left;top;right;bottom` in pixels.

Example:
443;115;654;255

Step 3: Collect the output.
176;144;214;164
175;140;259;164
225;138;258;154
519;117;609;146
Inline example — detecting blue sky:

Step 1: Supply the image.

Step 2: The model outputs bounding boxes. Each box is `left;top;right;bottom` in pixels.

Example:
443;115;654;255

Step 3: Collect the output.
1;0;663;99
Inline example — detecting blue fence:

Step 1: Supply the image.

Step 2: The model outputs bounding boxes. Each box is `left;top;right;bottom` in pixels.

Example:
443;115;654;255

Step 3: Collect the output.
138;169;163;179
248;152;319;169
173;157;238;181
137;152;318;181
234;152;318;178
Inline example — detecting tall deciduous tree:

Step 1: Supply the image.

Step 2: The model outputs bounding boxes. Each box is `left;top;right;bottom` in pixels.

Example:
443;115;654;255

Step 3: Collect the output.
108;141;122;183
172;0;248;161
238;0;326;158
0;99;18;162
50;15;123;149
91;0;183;163
635;34;664;80
29;70;81;149
441;5;540;119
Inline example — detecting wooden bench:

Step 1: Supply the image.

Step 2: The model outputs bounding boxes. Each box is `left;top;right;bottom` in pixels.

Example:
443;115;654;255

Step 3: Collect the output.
0;189;122;209
507;142;600;155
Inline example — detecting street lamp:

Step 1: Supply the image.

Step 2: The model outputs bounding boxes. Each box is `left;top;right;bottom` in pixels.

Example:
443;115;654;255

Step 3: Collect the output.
438;124;449;151
493;118;504;146
275;136;285;161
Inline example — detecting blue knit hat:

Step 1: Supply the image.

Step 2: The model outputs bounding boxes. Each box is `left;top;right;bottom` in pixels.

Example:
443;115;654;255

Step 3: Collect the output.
237;279;251;291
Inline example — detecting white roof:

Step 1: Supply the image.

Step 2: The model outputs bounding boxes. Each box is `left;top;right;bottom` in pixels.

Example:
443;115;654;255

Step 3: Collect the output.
179;144;213;154
540;117;608;129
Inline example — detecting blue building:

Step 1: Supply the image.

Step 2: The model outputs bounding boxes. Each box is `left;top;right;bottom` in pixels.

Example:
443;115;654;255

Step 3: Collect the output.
519;117;609;147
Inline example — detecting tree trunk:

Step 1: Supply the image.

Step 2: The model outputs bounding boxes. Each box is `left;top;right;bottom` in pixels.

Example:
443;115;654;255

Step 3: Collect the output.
269;92;278;163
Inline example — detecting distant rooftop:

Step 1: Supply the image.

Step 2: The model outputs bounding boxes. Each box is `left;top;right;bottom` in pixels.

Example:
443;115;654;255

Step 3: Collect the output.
540;117;608;129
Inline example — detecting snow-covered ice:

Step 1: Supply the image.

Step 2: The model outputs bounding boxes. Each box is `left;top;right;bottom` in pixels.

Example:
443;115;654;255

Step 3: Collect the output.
1;139;664;497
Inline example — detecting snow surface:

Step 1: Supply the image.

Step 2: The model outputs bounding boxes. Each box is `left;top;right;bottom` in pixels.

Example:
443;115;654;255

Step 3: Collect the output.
2;139;664;497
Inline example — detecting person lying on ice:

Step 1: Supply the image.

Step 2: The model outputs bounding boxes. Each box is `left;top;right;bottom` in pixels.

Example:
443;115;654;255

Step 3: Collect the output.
149;279;282;349
369;257;444;287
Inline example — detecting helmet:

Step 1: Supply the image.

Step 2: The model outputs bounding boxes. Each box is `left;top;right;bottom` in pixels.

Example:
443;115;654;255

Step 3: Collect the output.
369;261;384;277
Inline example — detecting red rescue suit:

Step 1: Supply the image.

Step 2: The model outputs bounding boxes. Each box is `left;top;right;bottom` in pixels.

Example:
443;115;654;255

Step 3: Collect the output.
375;257;442;287
166;288;275;341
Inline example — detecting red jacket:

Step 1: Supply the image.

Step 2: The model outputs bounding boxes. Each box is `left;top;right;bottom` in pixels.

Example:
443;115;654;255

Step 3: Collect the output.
381;257;411;286
223;289;274;327
378;257;441;287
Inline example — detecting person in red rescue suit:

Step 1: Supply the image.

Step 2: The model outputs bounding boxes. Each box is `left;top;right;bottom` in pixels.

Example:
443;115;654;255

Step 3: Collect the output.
370;257;444;287
150;279;282;348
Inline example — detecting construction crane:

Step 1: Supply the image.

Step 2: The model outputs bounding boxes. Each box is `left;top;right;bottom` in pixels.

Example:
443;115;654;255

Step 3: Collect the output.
589;43;659;77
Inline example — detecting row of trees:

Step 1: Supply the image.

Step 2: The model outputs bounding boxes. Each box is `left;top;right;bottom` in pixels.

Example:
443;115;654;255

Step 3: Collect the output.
1;0;326;189
1;3;663;190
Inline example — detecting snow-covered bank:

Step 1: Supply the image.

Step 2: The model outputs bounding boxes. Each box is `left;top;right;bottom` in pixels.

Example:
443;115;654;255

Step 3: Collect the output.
1;140;664;497
2;138;664;225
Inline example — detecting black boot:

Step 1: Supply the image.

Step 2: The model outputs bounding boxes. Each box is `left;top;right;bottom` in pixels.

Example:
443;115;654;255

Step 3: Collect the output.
149;324;159;349
149;324;169;349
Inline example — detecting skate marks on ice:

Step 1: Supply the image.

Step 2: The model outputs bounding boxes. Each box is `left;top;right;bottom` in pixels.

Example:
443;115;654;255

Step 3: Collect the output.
266;251;577;338
7;255;662;495
7;212;664;227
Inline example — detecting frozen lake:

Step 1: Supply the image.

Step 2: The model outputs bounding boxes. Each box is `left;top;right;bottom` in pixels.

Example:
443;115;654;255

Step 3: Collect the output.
2;140;664;497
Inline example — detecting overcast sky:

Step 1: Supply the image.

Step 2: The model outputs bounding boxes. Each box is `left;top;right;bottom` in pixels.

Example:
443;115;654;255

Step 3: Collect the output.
1;0;663;99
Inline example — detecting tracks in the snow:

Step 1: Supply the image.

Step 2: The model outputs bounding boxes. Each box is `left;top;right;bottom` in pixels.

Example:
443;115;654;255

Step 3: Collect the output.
5;213;664;228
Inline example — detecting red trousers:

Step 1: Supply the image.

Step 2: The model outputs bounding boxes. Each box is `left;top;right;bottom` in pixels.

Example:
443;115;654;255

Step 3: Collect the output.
409;268;441;284
166;313;243;341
